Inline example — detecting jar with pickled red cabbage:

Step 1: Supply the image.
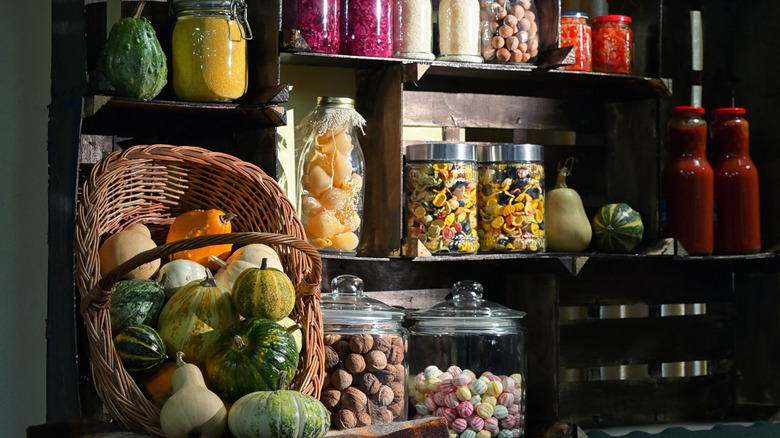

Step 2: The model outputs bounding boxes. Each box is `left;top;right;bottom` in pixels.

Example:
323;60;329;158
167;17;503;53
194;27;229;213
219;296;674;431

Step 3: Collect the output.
298;97;366;255
283;0;340;53
171;0;251;102
340;0;393;57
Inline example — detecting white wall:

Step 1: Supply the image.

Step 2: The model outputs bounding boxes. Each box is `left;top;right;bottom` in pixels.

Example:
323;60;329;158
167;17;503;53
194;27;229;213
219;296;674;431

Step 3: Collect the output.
0;2;50;435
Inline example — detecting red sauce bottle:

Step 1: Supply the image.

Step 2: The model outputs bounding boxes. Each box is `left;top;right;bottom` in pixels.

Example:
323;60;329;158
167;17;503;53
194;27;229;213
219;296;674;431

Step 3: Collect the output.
661;106;714;255
711;107;761;254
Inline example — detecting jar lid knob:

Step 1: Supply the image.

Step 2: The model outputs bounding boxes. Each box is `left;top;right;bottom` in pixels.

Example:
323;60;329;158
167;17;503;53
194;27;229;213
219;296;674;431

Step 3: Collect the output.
451;280;484;307
330;274;364;298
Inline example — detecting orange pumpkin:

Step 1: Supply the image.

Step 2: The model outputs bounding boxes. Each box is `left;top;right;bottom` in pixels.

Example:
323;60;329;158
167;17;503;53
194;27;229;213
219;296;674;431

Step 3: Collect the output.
166;209;236;270
139;360;177;408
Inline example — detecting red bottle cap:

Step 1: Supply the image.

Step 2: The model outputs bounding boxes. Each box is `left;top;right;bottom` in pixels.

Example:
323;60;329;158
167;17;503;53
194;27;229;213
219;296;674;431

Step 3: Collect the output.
593;15;632;24
672;106;705;116
713;107;746;115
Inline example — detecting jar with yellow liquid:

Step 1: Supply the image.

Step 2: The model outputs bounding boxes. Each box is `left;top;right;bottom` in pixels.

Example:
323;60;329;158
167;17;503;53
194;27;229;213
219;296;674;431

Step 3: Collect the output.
171;0;252;102
298;97;366;256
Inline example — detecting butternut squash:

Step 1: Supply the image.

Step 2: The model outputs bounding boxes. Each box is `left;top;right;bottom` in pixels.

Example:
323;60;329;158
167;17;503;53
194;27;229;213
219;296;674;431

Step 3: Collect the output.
544;159;592;252
98;223;160;280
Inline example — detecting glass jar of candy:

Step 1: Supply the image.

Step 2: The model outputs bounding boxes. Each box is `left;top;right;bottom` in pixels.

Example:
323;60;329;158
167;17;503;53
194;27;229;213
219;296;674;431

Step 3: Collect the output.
171;0;251;102
405;143;479;254
592;14;633;74
408;280;527;436
340;0;393;57
560;11;591;71
437;0;483;62
393;0;435;60
321;275;409;429
711;107;761;254
477;143;545;253
480;0;539;64
298;97;365;255
283;0;340;53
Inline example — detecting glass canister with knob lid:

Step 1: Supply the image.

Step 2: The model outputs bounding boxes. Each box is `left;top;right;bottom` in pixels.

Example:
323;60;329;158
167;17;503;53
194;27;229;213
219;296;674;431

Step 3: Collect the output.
408;280;527;436
320;275;409;430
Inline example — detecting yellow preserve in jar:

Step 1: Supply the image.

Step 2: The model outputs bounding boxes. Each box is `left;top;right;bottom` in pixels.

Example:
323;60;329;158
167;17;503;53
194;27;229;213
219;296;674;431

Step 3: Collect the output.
172;0;251;102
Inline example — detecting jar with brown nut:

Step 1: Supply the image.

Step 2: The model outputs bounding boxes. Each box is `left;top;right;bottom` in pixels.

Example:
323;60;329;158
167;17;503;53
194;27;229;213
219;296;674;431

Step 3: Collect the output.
320;275;409;429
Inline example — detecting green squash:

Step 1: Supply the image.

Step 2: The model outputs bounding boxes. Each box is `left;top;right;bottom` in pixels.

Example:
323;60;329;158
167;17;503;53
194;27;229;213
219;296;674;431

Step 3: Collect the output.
109;279;165;334
157;274;240;369
97;13;167;100
205;317;299;403
228;372;330;438
592;203;644;253
114;324;167;373
232;259;296;321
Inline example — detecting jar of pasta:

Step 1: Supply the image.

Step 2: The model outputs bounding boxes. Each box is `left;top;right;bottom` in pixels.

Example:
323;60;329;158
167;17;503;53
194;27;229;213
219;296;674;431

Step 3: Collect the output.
405;143;479;254
298;97;366;255
171;0;251;102
479;0;539;64
477;143;545;253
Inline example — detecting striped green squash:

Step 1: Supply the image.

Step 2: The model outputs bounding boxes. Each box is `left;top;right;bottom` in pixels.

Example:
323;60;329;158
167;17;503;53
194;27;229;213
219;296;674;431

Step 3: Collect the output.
113;324;167;373
228;372;330;438
205;317;299;403
232;259;296;321
591;203;644;253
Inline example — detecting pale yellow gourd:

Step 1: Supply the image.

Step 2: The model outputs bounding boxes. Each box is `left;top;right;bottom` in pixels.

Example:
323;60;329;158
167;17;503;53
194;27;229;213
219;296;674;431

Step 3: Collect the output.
544;160;592;252
159;351;227;438
213;244;284;291
98;223;160;280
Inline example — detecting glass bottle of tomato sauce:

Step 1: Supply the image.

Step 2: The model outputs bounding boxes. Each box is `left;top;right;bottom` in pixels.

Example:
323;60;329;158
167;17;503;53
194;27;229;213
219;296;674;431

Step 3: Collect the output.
661;106;714;254
592;14;632;74
711;107;761;254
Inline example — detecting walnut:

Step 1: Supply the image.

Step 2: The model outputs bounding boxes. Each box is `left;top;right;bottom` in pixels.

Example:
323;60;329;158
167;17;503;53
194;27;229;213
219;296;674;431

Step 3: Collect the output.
371;384;394;407
387;363;405;383
359;372;381;394
349;334;374;354
355;412;372;427
334;409;357;430
388;400;404;417
324;334;341;345
364;350;387;372
388;381;405;403
341;386;368;413
371;336;391;354
320;388;341;409
367;402;393;425
330;368;353;390
373;369;394;384
387;343;404;365
324;345;340;370
334;340;351;360
344;353;366;374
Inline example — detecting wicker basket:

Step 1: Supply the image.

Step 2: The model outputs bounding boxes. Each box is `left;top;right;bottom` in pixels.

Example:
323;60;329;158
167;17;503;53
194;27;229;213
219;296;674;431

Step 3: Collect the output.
74;144;325;436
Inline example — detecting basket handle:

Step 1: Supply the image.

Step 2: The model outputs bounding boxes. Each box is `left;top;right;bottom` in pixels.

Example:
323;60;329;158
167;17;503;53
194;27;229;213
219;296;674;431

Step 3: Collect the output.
81;232;322;314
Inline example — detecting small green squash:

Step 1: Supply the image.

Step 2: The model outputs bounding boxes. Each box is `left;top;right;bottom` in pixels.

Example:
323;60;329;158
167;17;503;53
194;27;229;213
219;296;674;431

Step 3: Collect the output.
228;371;330;438
109;279;165;334
97;4;167;100
114;324;167;373
155;259;209;301
592;203;645;253
232;259;296;321
205;317;299;403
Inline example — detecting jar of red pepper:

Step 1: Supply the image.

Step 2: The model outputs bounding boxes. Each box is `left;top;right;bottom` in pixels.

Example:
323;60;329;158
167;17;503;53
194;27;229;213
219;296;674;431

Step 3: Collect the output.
340;0;393;57
284;0;340;54
560;11;591;71
711;107;761;254
661;106;714;255
592;14;633;74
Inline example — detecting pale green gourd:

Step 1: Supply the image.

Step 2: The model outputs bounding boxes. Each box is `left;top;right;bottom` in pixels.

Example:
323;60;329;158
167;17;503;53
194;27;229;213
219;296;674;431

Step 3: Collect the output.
544;159;592;252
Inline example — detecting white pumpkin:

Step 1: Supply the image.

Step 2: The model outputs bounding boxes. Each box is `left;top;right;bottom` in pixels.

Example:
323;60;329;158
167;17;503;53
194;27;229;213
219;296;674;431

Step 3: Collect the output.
213;244;284;291
155;259;209;300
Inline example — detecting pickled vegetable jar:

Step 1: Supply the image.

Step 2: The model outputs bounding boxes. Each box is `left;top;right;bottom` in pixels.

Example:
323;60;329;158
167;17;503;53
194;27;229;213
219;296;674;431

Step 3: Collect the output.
661;106;713;255
171;0;251;102
408;280;527;436
341;0;393;57
437;0;482;63
480;0;539;64
284;0;340;54
393;0;435;60
405;143;479;254
321;275;409;428
477;143;545;253
711;107;761;254
298;97;366;255
560;11;591;71
592;14;632;74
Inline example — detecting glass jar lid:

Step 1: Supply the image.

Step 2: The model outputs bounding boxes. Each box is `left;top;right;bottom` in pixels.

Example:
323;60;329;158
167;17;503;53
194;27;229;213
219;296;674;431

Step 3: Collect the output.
409;280;526;334
477;143;543;163
406;143;477;162
317;96;355;109
321;275;406;325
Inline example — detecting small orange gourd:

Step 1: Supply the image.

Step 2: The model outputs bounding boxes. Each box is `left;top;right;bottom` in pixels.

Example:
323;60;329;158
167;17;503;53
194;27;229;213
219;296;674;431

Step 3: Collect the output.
166;209;237;270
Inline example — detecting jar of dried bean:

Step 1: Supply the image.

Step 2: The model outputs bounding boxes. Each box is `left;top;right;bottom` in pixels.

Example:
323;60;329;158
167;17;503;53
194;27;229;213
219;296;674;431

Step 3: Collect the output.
171;0;251;102
592;14;633;74
560;11;591;71
480;0;540;64
393;0;435;60
408;280;527;436
298;97;365;255
438;0;483;63
341;0;393;57
405;143;479;254
321;275;409;429
477;143;545;253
